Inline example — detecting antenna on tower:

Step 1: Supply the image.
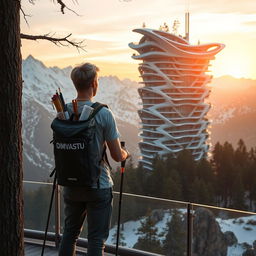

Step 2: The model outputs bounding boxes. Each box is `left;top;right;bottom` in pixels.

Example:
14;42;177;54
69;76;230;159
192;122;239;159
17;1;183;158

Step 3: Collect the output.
185;12;190;41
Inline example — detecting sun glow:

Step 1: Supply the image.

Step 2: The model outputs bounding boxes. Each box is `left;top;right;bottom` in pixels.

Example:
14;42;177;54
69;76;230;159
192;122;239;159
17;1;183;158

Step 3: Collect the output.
221;61;250;79
211;50;255;79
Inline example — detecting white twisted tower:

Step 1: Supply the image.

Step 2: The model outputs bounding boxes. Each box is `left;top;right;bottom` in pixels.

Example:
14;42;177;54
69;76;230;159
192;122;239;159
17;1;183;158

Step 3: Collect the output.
129;28;224;170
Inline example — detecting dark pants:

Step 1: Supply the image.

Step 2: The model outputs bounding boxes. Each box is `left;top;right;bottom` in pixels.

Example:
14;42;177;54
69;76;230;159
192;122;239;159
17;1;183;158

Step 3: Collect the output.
59;188;113;256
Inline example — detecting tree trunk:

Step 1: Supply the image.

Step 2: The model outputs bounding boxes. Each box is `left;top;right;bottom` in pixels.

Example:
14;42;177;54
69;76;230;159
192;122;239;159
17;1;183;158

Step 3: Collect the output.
0;0;24;255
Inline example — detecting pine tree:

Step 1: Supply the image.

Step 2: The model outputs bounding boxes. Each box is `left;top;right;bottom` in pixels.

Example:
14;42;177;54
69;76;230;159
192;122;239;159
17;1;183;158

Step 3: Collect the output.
212;141;235;207
189;178;213;204
133;210;163;254
132;162;148;195
176;150;196;201
162;169;182;200
231;172;247;210
195;158;215;204
196;157;215;185
235;139;248;166
248;150;256;209
163;209;186;256
212;141;223;171
124;158;137;193
147;155;166;197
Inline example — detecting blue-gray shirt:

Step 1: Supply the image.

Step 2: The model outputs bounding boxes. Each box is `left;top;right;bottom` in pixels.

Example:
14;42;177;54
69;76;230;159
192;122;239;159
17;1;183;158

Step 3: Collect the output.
63;100;120;198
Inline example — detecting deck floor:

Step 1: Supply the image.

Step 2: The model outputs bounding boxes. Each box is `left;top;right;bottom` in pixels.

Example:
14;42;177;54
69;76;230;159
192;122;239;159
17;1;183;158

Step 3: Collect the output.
25;239;113;256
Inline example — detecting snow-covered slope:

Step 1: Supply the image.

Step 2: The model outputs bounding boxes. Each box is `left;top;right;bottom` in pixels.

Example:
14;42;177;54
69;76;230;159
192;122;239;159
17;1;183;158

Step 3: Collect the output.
107;211;171;247
106;210;256;256
218;215;256;245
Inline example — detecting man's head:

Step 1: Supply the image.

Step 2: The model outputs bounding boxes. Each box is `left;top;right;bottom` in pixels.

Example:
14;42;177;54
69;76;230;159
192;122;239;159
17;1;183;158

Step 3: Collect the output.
70;63;99;96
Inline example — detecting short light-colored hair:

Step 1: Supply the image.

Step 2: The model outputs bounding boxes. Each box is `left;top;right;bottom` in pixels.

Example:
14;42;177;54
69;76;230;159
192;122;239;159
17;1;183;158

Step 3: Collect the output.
70;63;99;91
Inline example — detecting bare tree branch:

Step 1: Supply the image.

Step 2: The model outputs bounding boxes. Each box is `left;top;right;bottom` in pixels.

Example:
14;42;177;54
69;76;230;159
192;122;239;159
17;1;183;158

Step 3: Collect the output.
53;0;80;15
20;7;32;27
27;0;79;15
20;33;86;51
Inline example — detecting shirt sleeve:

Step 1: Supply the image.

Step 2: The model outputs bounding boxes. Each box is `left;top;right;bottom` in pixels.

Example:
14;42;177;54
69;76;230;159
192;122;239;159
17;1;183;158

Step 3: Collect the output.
103;108;120;142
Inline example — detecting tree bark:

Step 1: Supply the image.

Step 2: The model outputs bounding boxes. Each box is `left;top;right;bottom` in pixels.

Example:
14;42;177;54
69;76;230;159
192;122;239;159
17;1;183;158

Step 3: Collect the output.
0;0;24;255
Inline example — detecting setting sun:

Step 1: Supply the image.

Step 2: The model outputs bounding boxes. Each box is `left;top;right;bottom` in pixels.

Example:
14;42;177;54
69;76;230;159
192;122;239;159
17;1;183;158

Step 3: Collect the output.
212;52;253;79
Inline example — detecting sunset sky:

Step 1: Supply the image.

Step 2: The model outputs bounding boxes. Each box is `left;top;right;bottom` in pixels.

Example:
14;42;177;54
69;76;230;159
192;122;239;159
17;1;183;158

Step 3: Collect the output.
21;0;256;80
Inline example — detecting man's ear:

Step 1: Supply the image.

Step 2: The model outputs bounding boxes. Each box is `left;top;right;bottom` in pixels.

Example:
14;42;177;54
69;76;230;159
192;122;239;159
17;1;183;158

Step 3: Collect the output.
89;80;95;90
93;79;97;88
92;77;98;89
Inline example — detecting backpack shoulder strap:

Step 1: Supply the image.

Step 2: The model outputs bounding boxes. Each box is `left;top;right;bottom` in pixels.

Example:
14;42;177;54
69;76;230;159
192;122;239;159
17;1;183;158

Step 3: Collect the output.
88;102;108;120
102;145;112;170
90;102;112;170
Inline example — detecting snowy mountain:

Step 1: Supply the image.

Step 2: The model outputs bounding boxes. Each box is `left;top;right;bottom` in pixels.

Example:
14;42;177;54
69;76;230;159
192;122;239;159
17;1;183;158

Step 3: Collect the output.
22;55;140;181
22;56;256;181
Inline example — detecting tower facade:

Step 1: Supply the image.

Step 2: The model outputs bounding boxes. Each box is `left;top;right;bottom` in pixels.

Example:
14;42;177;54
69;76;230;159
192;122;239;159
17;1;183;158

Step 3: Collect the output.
129;28;224;170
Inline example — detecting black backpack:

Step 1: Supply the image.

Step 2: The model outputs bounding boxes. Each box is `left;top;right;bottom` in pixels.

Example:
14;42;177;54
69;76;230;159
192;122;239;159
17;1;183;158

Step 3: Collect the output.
50;102;109;188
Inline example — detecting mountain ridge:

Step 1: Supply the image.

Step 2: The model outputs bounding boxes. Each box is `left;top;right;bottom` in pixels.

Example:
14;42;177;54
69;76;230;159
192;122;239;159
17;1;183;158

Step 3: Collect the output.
22;56;256;181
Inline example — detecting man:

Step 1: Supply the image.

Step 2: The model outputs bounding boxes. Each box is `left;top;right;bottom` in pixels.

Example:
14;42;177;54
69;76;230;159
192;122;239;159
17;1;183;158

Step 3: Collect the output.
58;63;128;256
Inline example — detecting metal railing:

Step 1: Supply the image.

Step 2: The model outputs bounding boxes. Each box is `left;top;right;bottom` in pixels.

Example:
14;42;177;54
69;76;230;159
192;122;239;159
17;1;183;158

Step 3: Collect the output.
23;180;256;256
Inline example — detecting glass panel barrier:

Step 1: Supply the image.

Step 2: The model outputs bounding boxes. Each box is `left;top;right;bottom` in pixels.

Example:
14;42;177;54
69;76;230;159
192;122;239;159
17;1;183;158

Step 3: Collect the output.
23;181;64;234
77;191;188;255
192;204;256;256
107;192;188;255
24;180;256;256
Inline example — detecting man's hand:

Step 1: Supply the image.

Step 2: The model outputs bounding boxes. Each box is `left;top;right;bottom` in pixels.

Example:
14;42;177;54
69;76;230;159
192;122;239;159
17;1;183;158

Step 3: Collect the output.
122;147;130;160
107;138;129;162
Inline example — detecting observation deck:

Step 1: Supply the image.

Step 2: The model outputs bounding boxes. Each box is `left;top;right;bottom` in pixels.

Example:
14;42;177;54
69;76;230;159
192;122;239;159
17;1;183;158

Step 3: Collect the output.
24;180;256;256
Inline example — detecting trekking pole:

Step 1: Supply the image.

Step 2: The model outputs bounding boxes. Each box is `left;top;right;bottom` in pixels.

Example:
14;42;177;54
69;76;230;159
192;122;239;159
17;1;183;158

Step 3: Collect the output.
115;141;126;256
41;170;57;256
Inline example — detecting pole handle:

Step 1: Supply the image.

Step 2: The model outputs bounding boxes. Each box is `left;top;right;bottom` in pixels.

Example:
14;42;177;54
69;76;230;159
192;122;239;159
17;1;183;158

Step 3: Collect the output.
121;141;126;169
